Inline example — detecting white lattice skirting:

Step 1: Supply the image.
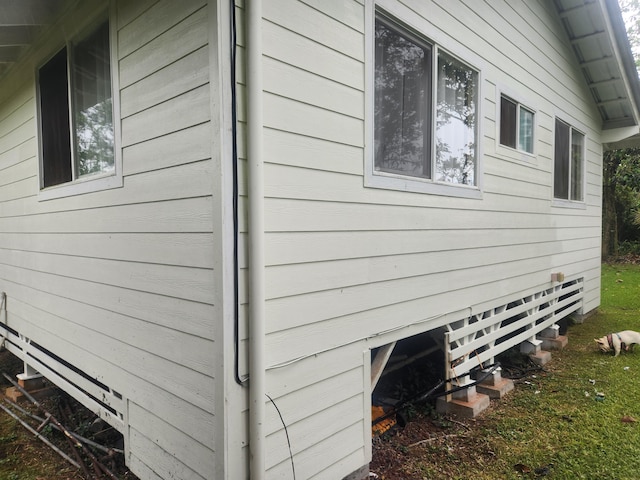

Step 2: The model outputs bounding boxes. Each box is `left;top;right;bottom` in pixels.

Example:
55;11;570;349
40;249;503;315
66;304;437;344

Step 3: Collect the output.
444;278;583;390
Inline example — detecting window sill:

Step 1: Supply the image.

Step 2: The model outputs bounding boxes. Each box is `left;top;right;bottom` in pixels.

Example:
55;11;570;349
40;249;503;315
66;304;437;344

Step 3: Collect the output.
551;198;586;210
365;171;482;199
38;173;123;201
495;144;537;164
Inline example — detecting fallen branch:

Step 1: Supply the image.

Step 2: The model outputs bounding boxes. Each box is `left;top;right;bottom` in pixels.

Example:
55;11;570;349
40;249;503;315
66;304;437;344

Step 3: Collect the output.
0;402;81;469
408;434;462;447
448;418;472;431
3;372;119;480
3;398;123;455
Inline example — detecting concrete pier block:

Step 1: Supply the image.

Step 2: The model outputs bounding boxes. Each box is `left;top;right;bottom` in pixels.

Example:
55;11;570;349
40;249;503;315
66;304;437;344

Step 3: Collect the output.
520;338;543;355
17;373;45;391
476;368;514;399
540;335;568;351
5;372;54;403
529;350;552;366
538;324;560;339
436;391;491;418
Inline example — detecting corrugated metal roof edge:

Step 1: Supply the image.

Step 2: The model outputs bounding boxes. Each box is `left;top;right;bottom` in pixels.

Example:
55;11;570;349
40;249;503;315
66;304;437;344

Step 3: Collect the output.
604;0;640;128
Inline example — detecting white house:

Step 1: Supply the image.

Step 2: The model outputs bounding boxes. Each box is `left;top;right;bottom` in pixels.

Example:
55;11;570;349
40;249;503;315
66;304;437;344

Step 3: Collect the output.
1;0;640;479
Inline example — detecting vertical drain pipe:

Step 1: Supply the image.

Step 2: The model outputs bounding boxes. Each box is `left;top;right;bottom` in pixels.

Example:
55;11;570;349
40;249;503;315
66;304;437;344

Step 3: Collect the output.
246;0;266;478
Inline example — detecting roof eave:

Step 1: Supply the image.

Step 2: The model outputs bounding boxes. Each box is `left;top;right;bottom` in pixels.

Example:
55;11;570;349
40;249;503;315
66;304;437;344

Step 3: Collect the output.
603;0;640;131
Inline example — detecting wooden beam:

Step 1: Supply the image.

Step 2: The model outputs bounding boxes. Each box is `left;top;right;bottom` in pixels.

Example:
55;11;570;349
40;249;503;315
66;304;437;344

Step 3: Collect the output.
570;29;606;45
370;342;396;393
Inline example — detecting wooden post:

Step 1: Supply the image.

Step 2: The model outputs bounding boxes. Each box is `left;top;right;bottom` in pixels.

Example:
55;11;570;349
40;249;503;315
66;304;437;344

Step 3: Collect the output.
444;332;452;403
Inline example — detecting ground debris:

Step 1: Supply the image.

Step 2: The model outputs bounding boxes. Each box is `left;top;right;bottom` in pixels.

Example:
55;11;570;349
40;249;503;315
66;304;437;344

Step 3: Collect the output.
407;433;462;448
0;350;135;480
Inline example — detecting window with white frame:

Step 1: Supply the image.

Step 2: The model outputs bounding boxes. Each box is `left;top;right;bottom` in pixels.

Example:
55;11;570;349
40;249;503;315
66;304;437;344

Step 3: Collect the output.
553;118;584;201
38;18;117;192
500;95;534;154
373;12;479;191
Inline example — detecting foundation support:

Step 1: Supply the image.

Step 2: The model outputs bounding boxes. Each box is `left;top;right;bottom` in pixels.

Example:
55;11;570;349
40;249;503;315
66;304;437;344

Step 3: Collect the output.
538;324;568;351
5;364;52;403
521;339;552;366
370;342;396;393
436;375;491;418
475;367;514;399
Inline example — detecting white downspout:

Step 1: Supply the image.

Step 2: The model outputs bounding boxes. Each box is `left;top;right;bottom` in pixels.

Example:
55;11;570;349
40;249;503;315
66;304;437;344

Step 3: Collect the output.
246;0;266;479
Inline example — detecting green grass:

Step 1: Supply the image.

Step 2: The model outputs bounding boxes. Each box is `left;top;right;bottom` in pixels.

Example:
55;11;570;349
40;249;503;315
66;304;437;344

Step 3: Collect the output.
468;264;640;479
401;264;640;479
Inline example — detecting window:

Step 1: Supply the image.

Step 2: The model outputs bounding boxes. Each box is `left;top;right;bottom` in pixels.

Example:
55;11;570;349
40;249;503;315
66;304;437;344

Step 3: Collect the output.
372;12;479;193
435;52;478;185
38;19;116;192
374;17;432;179
554;118;584;202
499;95;534;154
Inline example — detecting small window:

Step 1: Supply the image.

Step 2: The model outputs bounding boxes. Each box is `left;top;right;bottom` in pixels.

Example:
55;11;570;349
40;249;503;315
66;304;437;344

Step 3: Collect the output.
372;12;479;191
38;19;115;190
500;95;534;154
554;118;584;201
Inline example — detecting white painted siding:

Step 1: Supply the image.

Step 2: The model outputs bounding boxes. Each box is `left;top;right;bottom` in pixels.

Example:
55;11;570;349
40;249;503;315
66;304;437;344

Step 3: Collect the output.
0;0;221;479
246;1;604;478
0;0;609;479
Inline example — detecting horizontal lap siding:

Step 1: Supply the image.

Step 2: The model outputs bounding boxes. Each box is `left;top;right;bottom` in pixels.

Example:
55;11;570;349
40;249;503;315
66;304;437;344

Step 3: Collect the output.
0;1;218;479
255;1;602;478
264;346;368;480
116;2;218;479
254;1;372;478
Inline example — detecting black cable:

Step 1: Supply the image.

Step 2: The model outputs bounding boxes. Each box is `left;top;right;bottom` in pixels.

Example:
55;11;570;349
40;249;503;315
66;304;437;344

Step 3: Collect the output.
230;0;246;387
501;363;544;380
266;393;296;480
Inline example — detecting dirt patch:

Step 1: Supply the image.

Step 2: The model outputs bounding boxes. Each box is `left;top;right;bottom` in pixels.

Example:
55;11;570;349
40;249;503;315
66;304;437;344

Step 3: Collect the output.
370;407;503;479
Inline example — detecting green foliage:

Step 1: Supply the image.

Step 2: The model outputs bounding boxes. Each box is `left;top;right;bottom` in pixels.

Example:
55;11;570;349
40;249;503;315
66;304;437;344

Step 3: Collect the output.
613;152;640;189
619;0;640;69
603;148;640;256
0;433;18;444
603;2;640;255
617;239;640;256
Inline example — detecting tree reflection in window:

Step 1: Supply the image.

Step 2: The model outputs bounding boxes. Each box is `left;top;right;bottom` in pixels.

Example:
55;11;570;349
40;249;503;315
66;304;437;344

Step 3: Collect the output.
374;14;478;188
374;17;431;178
435;52;477;185
75;99;114;177
72;21;114;178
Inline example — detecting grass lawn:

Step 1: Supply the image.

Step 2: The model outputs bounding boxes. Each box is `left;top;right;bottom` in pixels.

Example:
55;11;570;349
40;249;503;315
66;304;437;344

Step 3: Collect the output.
372;263;640;479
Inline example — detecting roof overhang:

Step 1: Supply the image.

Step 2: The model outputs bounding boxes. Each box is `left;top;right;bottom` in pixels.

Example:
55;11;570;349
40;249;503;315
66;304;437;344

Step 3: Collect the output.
554;0;640;149
0;0;66;78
